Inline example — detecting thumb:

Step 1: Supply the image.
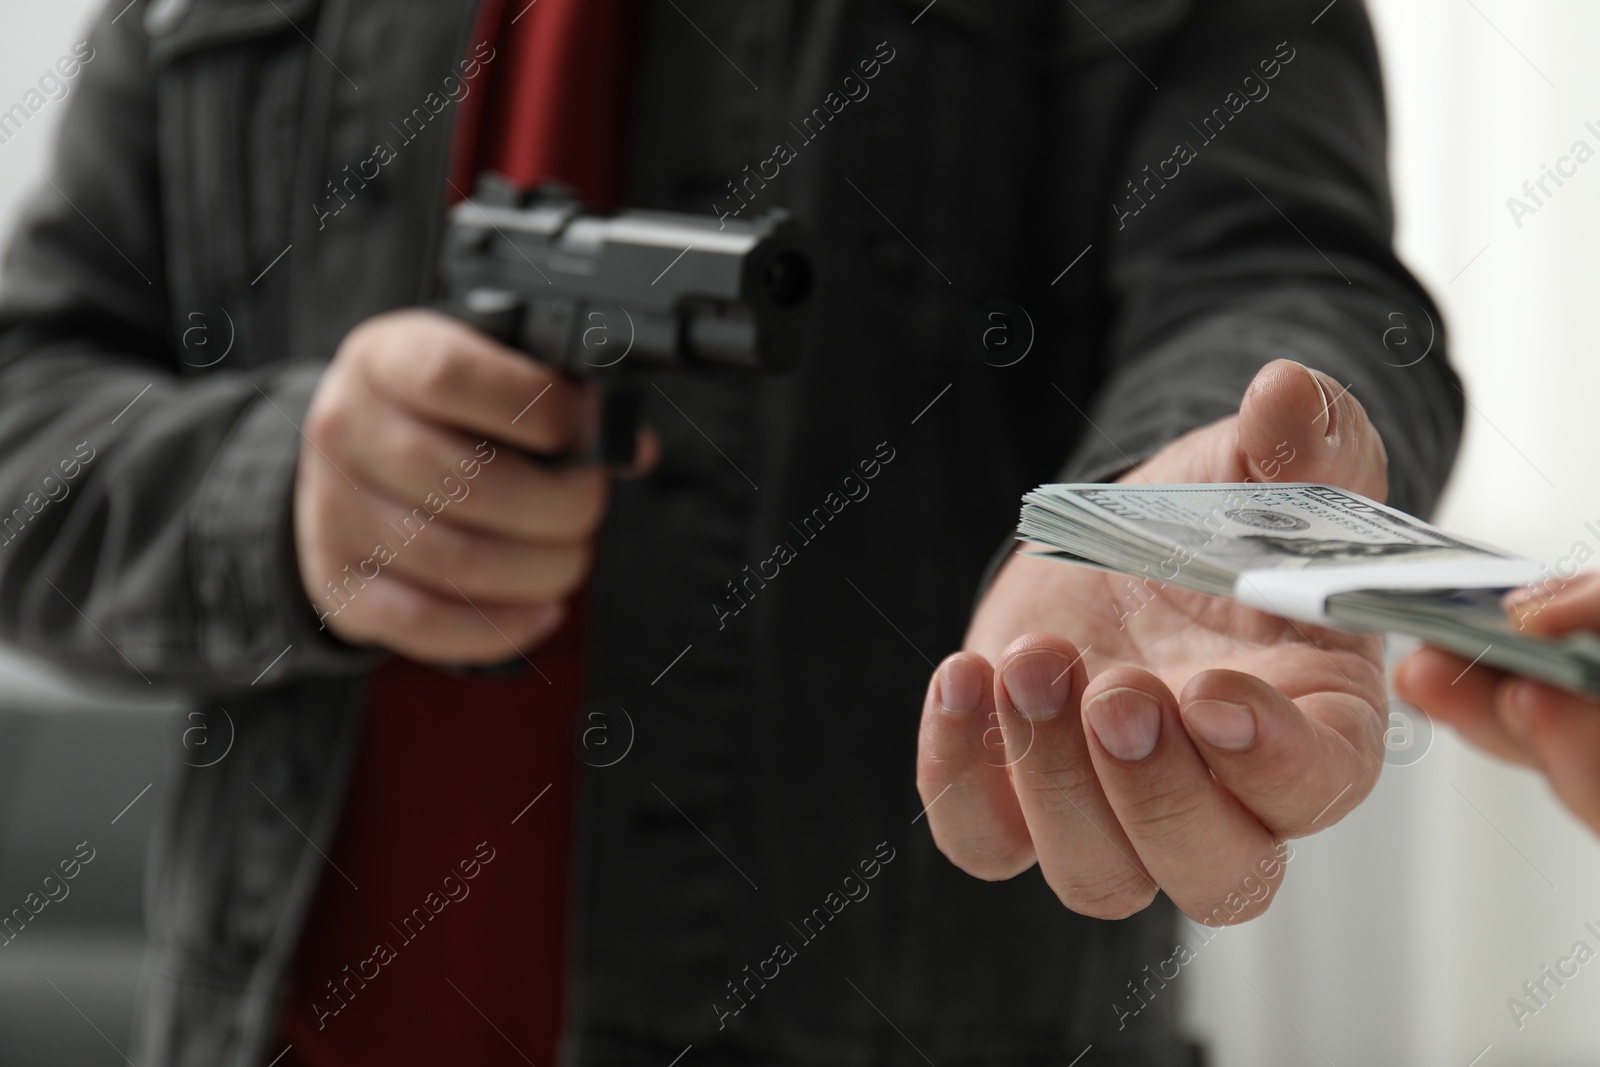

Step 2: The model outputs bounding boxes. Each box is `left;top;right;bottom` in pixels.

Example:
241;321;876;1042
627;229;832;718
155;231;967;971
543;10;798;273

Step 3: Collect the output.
1237;359;1388;502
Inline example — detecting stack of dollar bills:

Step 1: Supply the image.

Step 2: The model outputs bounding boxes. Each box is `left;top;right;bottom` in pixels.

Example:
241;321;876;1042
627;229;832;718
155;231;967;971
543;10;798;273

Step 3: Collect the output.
1018;483;1600;697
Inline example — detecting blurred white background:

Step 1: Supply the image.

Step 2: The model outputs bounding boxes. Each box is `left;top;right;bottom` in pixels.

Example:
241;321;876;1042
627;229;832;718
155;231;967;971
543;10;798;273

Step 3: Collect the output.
1;2;1598;1066
0;3;98;244
1184;3;1600;1066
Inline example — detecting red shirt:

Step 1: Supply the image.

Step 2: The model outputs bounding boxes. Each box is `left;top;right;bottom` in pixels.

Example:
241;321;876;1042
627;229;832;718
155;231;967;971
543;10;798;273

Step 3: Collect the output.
276;3;635;1064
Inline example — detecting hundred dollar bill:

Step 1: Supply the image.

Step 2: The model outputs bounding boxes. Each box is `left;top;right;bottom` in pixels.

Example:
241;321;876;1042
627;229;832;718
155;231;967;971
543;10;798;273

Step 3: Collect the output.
1018;483;1600;697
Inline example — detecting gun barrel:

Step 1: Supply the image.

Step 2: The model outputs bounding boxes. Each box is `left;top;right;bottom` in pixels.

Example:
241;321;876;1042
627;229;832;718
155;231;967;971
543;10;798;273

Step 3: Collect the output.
441;185;815;376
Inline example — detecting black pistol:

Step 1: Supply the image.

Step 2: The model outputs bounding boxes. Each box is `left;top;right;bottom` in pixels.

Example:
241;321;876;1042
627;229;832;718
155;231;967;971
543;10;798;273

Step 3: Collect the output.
440;173;817;466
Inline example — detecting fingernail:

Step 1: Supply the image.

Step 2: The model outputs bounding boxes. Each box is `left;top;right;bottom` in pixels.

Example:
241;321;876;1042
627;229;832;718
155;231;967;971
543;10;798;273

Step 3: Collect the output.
1503;583;1554;627
1500;681;1539;735
1299;362;1338;441
1391;655;1415;697
1001;649;1075;721
938;657;982;715
1503;584;1540;608
1085;688;1162;762
1184;699;1257;750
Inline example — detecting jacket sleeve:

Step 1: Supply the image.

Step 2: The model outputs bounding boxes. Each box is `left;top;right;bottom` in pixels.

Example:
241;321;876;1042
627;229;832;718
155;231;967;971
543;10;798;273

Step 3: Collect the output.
0;4;379;690
1061;0;1461;518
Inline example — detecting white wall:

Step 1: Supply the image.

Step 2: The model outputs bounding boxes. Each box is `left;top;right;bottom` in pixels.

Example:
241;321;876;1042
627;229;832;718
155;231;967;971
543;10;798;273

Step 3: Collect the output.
1182;3;1600;1066
3;2;1599;1065
0;1;103;244
0;1;112;704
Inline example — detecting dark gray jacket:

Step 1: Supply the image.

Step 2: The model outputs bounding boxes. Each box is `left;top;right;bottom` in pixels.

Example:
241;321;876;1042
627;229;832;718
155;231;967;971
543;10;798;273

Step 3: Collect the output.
0;0;1460;1064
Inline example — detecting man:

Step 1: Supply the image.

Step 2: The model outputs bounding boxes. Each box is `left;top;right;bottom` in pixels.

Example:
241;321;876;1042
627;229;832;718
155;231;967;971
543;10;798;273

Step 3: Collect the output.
0;0;1459;1065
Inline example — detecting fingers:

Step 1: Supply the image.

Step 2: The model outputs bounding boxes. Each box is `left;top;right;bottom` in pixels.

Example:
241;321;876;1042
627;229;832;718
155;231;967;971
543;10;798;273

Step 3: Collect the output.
1394;647;1534;767
1081;667;1283;923
296;436;599;572
440;447;609;542
1500;680;1600;835
297;309;637;662
1237;358;1389;502
1508;572;1600;637
1176;669;1383;837
621;427;664;480
994;635;1159;919
1397;646;1600;835
929;638;1379;924
321;575;568;665
349;309;597;454
1115;357;1390;496
917;653;1036;879
365;492;590;604
313;402;608;543
296;485;588;657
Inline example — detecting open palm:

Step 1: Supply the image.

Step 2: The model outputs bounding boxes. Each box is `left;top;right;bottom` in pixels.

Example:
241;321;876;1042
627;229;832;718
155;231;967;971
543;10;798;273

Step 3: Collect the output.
1052;563;1384;719
918;360;1390;924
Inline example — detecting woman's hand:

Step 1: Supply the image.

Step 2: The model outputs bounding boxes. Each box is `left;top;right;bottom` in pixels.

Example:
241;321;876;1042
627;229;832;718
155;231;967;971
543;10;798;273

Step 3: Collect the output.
1395;573;1600;836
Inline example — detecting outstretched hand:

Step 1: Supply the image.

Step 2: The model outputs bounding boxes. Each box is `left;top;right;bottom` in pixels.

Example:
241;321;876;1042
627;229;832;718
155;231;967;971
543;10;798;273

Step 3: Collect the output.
917;360;1390;925
1397;574;1600;837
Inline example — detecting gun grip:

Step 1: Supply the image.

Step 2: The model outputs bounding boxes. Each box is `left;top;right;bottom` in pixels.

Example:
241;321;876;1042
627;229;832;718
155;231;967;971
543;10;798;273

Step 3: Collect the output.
596;383;643;468
444;385;637;678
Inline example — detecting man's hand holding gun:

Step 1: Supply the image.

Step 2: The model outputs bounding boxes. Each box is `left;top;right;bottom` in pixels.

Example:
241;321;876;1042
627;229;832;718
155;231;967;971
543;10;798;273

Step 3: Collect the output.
292;176;814;664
